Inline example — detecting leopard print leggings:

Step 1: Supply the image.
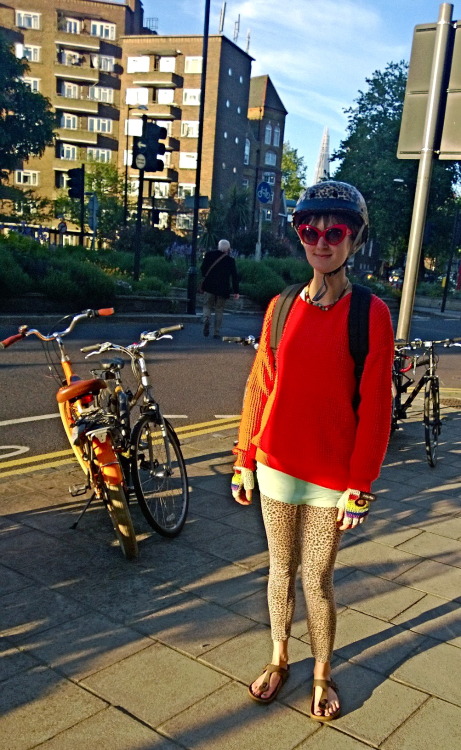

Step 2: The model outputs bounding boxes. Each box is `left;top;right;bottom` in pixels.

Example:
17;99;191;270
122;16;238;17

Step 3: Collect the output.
261;495;342;663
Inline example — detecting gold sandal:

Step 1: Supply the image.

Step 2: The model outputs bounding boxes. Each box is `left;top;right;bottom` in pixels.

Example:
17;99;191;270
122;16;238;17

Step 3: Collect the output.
248;663;289;704
310;678;341;721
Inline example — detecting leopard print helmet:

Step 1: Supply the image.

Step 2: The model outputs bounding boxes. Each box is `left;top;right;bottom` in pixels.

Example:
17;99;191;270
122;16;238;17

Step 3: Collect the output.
292;180;369;254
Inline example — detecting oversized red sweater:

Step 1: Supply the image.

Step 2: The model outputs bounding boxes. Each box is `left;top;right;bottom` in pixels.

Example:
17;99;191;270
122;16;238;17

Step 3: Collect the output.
235;291;394;492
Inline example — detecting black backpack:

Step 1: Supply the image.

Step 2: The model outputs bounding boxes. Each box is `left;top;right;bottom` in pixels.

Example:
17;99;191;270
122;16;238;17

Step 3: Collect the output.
269;283;371;410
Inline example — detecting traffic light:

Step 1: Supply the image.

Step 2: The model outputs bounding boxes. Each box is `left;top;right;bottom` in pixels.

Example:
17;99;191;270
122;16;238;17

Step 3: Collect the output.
67;167;84;199
132;123;167;172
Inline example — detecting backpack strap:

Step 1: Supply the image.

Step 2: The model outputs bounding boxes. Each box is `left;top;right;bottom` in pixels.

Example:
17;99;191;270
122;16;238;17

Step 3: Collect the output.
270;282;306;361
349;284;372;410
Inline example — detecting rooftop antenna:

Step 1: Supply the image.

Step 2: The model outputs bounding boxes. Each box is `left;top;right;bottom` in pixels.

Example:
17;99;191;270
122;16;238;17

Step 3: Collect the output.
219;2;226;34
246;29;251;53
234;14;240;42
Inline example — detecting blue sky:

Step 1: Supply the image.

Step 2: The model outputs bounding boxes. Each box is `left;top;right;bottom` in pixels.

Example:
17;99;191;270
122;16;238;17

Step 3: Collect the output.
143;1;461;183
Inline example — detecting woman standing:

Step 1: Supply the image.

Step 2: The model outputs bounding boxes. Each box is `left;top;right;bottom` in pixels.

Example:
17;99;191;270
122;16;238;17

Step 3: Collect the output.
231;181;394;720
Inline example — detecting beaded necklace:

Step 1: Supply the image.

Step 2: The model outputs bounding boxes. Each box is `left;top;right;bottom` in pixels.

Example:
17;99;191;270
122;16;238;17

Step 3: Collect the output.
305;279;351;311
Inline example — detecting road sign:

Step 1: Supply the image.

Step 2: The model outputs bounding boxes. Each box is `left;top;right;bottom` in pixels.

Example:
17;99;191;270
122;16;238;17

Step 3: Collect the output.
87;194;99;231
256;181;273;204
135;153;146;169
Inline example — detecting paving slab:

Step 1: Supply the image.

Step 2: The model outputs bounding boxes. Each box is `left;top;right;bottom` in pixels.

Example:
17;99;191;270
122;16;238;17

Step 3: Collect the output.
391;593;461;646
334;609;426;675
392;639;461;704
294;729;371;749
392;558;461;601
0;665;105;750
381;696;461;750
0;638;41;683
336;538;421;580
159;681;317;750
396;529;461;567
35;706;180;749
179;560;267;606
335;569;425;620
83;642;229;727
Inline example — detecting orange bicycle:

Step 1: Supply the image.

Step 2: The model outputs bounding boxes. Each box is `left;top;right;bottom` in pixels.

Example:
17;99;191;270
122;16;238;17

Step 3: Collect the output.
1;309;138;559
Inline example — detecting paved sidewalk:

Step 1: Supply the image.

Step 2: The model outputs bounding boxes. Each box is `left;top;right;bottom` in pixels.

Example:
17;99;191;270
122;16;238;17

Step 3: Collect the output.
1;400;461;750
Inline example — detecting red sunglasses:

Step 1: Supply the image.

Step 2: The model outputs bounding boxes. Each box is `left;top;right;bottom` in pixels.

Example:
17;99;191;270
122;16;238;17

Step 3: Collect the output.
297;224;352;246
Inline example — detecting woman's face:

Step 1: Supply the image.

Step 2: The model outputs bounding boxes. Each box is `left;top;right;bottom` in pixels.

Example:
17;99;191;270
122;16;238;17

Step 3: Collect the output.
298;215;353;274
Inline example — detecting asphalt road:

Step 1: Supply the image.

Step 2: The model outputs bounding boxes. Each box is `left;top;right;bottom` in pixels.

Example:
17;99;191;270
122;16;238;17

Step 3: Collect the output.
0;309;460;464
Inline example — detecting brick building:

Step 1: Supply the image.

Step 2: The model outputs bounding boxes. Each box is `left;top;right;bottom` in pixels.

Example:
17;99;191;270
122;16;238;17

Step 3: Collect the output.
0;0;287;234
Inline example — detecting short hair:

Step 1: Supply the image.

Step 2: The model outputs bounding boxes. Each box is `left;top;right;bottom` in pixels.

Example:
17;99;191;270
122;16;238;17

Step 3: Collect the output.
218;239;231;252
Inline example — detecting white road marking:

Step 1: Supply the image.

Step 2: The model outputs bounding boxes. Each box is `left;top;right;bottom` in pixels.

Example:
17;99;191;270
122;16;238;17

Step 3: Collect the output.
0;413;60;427
0;445;30;459
214;415;241;419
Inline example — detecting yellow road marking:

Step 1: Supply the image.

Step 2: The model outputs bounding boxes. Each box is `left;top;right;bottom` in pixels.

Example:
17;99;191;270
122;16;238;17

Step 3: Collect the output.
0;418;240;478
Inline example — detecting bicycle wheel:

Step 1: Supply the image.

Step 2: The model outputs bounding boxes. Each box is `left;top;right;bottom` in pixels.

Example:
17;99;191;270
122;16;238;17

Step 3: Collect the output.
424;377;440;467
130;414;189;537
102;482;138;559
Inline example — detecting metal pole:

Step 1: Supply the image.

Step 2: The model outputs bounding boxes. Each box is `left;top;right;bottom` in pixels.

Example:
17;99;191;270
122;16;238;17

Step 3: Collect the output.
187;0;211;315
133;114;147;281
255;207;262;261
441;206;460;312
79;163;85;247
123;105;131;226
396;2;454;341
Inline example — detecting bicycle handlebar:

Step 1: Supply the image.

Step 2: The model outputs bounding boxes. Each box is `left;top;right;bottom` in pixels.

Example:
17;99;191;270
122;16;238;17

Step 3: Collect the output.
0;308;114;348
80;324;184;356
395;336;461;350
222;335;258;345
140;324;183;340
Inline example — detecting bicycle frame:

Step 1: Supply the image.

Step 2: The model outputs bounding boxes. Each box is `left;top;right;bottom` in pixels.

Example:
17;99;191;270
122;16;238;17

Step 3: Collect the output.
392;342;437;425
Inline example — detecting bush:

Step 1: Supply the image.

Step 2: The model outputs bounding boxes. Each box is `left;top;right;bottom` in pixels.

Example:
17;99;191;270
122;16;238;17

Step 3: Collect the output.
0;244;33;299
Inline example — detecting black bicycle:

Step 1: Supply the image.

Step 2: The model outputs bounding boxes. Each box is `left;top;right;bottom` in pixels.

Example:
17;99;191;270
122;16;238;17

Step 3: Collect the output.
82;325;189;537
392;337;461;467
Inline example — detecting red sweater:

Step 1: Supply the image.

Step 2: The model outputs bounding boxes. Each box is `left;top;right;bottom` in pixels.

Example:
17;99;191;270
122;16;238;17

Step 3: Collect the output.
235;291;394;492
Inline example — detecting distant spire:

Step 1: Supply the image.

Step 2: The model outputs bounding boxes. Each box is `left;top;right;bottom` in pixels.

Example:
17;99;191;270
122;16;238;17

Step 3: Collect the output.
313;127;330;183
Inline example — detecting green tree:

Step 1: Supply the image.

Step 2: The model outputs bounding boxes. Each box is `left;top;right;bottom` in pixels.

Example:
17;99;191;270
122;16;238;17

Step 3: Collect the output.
332;61;459;269
200;186;250;249
0;35;55;181
281;142;307;200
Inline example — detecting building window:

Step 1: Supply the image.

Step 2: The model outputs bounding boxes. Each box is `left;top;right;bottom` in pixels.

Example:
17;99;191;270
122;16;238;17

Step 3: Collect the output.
163;152;171;167
223;131;228;139
237;106;241;114
181;120;199;137
157;120;172;135
265;124;273;145
88;117;112;134
61;113;78;129
183;89;201;105
87;148;111;163
222;162;226;169
228;67;232;76
126;87;148;106
15;170;39;186
235;137;239;144
62;17;80;34
60;143;77;160
125;118;142;137
127;56;150;73
273;124;281;147
184;56;202;74
226;100;230;108
61;81;79;98
90;22;116;40
88;86;114;103
154;182;169;198
156;88;174;104
55;171;69;189
263;171;276;185
244;138;250;165
242;178;249;189
159;56;176;72
23;77;40;92
177;183;195;198
16;11;40;29
91;55;115;72
15;44;41;62
179;152;197;169
176;214;194;229
265;150;277;166
57;49;83;66
239;75;243;84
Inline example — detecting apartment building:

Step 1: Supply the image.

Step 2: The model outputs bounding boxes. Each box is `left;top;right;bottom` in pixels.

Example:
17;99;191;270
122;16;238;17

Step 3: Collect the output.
0;0;287;234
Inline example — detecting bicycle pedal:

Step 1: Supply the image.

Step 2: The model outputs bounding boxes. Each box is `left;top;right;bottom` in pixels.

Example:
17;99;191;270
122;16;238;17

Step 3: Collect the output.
69;484;88;497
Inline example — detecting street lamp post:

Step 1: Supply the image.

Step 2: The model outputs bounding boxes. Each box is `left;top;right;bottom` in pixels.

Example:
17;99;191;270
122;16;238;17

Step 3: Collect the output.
123;105;147;226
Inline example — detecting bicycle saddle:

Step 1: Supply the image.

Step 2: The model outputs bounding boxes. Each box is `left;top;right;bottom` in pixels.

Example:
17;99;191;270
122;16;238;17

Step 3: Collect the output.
56;378;107;403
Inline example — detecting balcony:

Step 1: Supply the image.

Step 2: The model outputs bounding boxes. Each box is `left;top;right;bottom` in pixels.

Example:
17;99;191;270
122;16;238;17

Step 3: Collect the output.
143;105;181;120
55;128;98;145
132;72;183;88
53;94;99;113
166;136;180;151
55;32;100;51
54;60;99;83
144;167;178;182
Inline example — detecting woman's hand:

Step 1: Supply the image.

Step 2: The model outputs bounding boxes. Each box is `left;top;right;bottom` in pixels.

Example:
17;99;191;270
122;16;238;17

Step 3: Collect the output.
336;489;376;531
231;467;254;505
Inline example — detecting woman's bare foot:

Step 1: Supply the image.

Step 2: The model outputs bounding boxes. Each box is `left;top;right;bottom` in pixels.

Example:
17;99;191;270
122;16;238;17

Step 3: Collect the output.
250;642;288;701
311;661;340;719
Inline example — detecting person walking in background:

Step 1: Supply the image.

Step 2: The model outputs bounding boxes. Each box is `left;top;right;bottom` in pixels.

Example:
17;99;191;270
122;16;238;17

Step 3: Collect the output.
200;239;239;338
231;181;394;720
